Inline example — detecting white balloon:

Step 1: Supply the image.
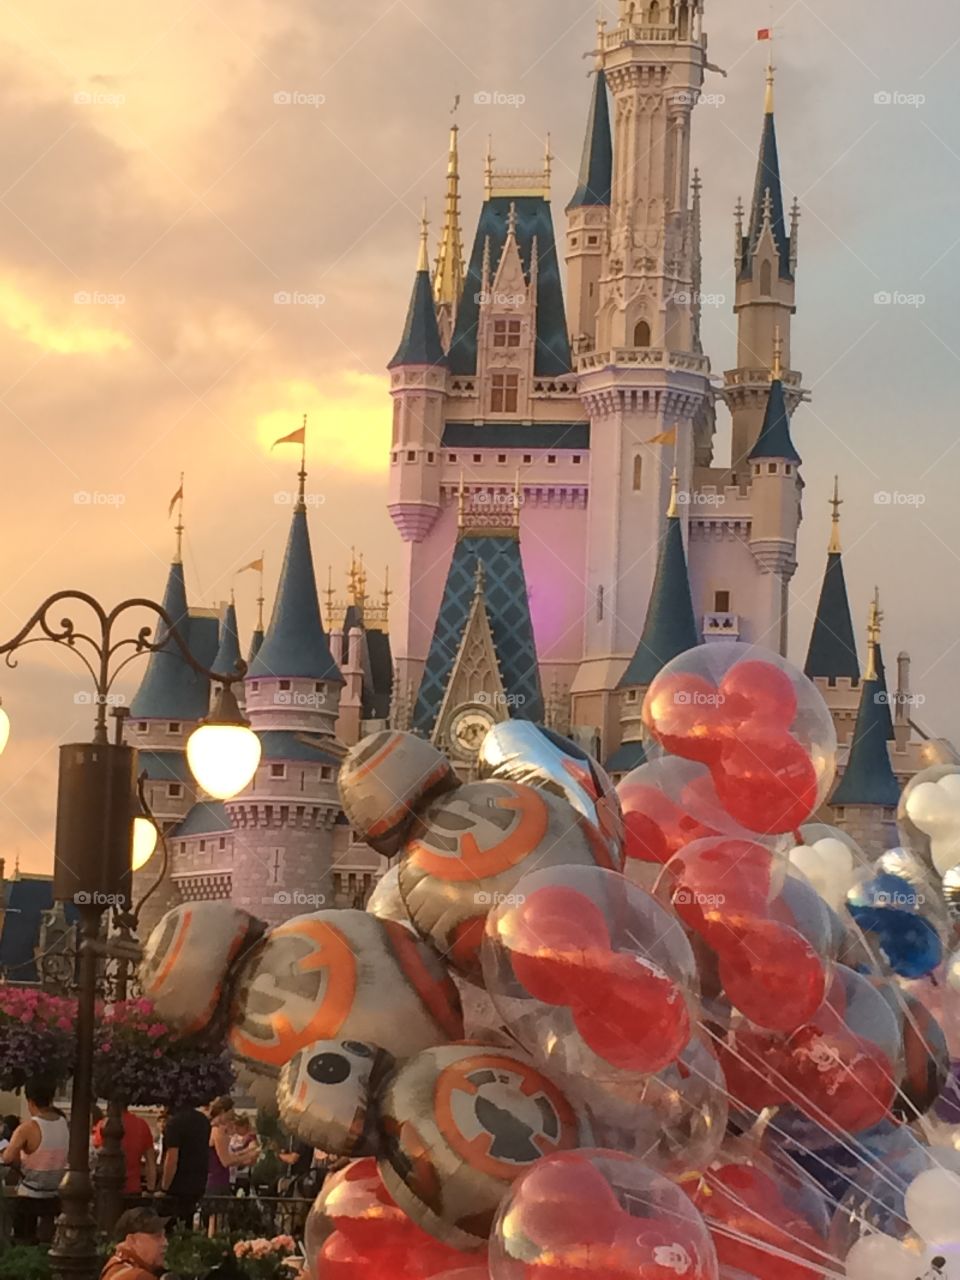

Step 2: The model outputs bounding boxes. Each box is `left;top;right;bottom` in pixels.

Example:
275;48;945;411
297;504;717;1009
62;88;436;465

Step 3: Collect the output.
905;779;960;876
905;1168;960;1247
789;837;855;910
844;1233;919;1280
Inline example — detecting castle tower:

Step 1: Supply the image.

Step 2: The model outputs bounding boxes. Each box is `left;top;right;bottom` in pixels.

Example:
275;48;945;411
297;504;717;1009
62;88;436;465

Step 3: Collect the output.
804;477;861;747
433;124;465;349
229;460;344;925
413;476;542;767
565;60;613;355
724;60;804;471
573;2;713;750
746;333;801;655
608;468;698;777
830;592;900;850
211;595;242;702
248;561;266;665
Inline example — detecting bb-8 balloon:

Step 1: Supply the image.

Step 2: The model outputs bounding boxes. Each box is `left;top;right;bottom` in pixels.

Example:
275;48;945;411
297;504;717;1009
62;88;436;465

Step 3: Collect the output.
228;910;463;1099
277;1038;394;1157
378;1042;582;1250
339;729;459;856
139;901;262;1035
398;779;611;979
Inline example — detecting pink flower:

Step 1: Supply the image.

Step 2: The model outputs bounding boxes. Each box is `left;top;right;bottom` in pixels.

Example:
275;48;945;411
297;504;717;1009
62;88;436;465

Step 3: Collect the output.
147;1023;166;1039
101;1041;112;1053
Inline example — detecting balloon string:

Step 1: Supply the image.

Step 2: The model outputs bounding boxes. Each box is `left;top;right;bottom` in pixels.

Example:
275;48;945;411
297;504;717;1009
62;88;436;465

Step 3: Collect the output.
698;1168;844;1269
707;1221;849;1280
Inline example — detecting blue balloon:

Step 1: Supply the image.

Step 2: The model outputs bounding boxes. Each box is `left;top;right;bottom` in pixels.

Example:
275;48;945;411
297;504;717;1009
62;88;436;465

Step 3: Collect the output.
847;872;944;978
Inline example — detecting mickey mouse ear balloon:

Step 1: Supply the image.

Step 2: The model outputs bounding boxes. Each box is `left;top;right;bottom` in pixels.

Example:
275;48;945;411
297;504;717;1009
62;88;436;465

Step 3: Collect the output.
899;763;960;876
641;642;836;835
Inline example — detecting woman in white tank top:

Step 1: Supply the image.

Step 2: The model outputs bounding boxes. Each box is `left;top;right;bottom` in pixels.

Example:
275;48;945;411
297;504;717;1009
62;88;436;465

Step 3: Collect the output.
17;1112;70;1197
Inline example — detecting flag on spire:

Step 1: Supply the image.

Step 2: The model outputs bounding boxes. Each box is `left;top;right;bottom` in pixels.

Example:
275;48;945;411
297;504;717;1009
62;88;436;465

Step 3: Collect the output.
757;28;772;40
167;478;183;517
238;557;264;574
272;424;306;449
645;426;677;446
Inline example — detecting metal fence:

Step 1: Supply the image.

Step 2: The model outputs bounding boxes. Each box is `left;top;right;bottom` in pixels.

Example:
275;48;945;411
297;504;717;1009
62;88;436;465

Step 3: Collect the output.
195;1195;313;1240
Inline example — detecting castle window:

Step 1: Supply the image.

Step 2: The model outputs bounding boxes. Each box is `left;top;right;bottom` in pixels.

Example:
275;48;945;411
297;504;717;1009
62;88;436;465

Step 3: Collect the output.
633;455;643;490
168;722;181;734
491;372;519;413
270;763;286;779
523;454;532;464
547;455;557;464
498;453;507;463
573;455;582;464
785;464;793;475
169;783;183;799
570;236;578;247
321;766;333;780
760;260;772;295
427;451;435;463
448;453;457;462
199;840;206;852
767;463;777;475
219;837;226;850
279;680;291;691
250;681;259;693
315;681;323;693
267;847;284;885
753;463;761;476
597;585;604;621
626;689;638;703
493;319;522;348
714;590;731;612
137;722;147;732
633;320;651;348
406;450;416;462
473;453;482;463
589;282;595;297
587;235;599;245
391;451;397;463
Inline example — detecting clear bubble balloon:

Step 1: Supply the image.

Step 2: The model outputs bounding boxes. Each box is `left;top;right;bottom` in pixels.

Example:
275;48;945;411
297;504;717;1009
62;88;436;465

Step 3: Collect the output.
490;1148;719;1280
898;763;960;877
788;823;863;914
846;848;949;979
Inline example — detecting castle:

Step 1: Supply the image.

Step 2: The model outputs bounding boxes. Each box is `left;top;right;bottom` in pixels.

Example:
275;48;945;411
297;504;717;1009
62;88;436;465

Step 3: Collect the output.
121;3;954;942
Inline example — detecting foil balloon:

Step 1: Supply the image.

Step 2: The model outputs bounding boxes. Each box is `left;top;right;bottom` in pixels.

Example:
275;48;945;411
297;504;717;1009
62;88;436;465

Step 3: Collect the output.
641;642;836;835
846;848;948;979
685;1147;833;1280
138;901;262;1035
366;864;414;929
339;730;459;856
898;763;960;876
399;779;613;979
228;910;463;1099
305;1156;485;1280
277;1038;394;1156
378;1042;581;1250
477;719;625;869
490;1148;719;1280
482;864;698;1078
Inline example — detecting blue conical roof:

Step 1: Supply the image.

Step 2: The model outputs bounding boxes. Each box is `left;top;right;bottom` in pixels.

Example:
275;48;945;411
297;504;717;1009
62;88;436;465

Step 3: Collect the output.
740;106;792;282
130;561;211;720
749;379;801;464
248;506;342;682
830;672;900;807
805;553;859;682
212;600;241;679
247;628;264;664
567;69;612;209
619;514;699;688
875;643;895;742
388;268;446;369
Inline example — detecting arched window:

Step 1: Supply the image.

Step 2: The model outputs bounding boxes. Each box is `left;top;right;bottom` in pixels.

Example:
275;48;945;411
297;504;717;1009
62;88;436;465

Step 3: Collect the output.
760;259;772;295
648;1;660;22
677;2;690;38
633;320;651;347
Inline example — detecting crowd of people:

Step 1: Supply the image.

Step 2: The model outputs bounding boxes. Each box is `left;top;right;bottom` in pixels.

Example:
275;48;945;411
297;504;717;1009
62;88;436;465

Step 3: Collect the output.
1;1077;339;1259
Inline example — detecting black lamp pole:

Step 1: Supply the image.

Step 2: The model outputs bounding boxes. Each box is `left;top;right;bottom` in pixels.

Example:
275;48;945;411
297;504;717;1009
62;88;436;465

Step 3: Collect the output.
0;590;244;1280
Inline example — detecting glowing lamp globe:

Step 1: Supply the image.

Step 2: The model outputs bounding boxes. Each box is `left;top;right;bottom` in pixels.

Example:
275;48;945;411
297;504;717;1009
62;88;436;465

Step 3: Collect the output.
0;701;9;756
187;685;260;800
132;815;159;871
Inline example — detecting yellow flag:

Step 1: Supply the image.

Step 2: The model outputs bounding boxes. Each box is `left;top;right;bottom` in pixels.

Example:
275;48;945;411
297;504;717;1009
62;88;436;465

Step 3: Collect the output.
645;426;677;446
238;557;264;574
271;425;305;449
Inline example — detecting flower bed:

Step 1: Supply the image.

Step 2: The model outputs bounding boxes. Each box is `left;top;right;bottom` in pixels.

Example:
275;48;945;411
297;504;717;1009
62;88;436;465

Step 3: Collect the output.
0;989;75;1091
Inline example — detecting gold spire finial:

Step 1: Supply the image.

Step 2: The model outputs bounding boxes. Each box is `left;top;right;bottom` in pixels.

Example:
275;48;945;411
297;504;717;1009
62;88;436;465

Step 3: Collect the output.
828;476;843;554
256;553;265;632
667;467;679;518
172;472;185;564
296;415;308;508
507;201;518;238
324;565;335;624
543;134;553;194
434;124;465;307
417;199;430;273
764;27;775;114
771;326;783;381
865;587;882;681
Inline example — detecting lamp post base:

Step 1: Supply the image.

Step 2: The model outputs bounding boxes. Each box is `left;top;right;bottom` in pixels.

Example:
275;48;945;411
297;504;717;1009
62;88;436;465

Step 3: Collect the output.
49;1170;100;1280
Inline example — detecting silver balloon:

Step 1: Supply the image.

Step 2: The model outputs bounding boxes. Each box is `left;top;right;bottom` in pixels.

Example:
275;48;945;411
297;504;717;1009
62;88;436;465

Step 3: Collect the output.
277;1038;393;1156
477;720;624;870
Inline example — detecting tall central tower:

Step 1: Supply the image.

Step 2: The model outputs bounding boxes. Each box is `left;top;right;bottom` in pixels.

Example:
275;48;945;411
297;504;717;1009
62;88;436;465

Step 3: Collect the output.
571;0;714;747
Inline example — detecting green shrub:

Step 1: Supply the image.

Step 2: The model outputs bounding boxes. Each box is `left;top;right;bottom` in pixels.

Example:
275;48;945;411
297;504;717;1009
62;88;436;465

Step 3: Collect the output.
0;1245;53;1280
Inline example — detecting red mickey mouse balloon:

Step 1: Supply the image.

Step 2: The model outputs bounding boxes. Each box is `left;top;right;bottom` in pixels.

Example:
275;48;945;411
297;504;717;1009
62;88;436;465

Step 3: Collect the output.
641;643;836;836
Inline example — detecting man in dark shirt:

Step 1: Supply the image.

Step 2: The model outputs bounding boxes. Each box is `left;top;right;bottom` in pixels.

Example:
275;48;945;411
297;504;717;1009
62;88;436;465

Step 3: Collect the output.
158;1106;210;1229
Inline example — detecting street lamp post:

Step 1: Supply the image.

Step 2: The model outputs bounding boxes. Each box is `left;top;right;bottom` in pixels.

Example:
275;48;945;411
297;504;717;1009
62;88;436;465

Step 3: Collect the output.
0;590;261;1280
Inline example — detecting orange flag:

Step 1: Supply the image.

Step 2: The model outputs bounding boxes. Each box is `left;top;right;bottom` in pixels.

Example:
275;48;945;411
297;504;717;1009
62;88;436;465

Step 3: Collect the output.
271;425;305;449
167;480;183;517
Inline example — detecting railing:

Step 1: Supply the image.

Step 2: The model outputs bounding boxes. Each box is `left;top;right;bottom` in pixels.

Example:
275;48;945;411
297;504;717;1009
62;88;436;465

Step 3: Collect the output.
578;348;711;375
195;1195;314;1239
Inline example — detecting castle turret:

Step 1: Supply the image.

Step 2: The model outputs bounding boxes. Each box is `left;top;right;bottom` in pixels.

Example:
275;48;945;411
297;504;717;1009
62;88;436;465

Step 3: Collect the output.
724;60;805;472
805;477;859;745
212;596;242;703
608;469;698;778
230;460;344;924
565;59;612;355
830;592;900;849
746;333;801;655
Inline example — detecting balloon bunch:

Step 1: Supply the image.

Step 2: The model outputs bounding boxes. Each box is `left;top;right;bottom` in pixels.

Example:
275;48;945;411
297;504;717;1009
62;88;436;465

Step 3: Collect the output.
135;642;960;1280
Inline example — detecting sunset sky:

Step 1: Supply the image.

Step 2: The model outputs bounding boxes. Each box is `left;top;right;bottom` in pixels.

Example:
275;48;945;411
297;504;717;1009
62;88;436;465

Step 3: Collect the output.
2;0;960;873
